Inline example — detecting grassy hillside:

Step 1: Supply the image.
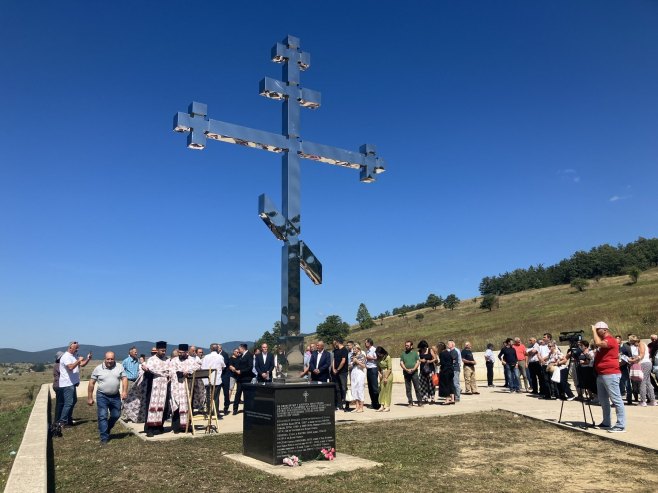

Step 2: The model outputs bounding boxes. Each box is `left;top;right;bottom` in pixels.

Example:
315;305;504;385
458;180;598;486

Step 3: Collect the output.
340;267;658;352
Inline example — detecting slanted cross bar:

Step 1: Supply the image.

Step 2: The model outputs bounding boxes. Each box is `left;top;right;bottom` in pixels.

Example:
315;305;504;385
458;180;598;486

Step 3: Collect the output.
174;35;385;380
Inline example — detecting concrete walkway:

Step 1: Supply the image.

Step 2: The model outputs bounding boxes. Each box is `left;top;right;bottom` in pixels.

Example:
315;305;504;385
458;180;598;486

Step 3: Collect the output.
121;382;658;451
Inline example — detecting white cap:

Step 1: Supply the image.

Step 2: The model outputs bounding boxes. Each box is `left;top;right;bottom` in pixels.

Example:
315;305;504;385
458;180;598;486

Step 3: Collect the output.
594;321;609;330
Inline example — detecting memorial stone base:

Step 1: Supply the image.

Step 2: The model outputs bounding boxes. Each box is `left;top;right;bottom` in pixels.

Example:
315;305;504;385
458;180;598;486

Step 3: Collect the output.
243;382;335;465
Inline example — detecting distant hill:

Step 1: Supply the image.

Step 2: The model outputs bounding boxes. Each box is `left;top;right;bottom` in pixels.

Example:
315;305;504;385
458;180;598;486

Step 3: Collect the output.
311;267;658;352
0;340;251;364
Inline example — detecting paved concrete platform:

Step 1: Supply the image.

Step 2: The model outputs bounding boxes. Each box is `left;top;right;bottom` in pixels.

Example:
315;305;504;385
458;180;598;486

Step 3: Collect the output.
120;382;658;452
224;452;381;479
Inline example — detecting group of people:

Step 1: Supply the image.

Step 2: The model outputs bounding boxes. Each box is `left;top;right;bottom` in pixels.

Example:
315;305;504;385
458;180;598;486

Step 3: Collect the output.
53;323;657;443
299;337;475;412
52;340;279;443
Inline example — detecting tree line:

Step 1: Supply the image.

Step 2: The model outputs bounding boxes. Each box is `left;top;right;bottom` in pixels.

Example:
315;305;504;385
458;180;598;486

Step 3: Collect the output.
479;237;658;296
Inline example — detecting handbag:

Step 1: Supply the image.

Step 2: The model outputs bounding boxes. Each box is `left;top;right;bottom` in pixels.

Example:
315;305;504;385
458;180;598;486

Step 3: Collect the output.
345;389;353;402
551;367;561;383
630;363;644;382
431;373;439;387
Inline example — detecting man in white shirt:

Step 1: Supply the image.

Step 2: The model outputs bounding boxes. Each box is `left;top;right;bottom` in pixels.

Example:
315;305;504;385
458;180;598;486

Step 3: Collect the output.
58;341;91;427
527;337;541;394
537;333;555;399
202;343;226;417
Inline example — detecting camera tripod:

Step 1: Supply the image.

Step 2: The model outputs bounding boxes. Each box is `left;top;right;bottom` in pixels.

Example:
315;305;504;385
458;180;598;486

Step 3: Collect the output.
557;361;595;428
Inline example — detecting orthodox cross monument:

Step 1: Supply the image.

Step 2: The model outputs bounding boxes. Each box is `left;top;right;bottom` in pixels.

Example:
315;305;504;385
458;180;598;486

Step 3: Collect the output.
173;35;385;380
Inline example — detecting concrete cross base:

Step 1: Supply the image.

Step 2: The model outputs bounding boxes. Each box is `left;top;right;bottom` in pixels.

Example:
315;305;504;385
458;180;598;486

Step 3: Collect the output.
224;452;381;479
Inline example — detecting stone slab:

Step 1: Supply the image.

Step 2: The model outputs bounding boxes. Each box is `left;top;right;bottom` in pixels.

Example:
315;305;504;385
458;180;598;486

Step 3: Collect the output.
224;452;381;479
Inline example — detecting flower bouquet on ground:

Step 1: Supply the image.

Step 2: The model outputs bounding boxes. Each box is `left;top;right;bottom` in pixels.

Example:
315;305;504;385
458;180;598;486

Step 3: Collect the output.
283;455;301;467
317;447;335;461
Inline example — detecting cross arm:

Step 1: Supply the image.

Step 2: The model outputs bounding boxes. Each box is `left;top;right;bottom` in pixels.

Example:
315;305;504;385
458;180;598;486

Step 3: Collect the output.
206;119;289;153
258;194;299;241
173;102;289;153
298;141;386;182
299;241;322;285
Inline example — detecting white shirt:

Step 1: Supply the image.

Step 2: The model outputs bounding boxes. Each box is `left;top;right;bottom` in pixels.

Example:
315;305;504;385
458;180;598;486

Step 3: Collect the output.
528;343;540;363
365;346;378;369
484;349;495;363
538;344;550;364
316;350;324;368
59;352;80;387
201;351;226;385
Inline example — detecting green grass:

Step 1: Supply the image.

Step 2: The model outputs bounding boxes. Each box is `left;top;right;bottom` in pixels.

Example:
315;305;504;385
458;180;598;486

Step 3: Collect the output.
52;403;658;492
344;267;658;352
0;405;32;490
0;363;98;490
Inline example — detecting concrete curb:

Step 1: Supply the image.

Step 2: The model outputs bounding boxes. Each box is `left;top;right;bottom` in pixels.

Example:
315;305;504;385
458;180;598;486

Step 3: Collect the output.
4;383;50;493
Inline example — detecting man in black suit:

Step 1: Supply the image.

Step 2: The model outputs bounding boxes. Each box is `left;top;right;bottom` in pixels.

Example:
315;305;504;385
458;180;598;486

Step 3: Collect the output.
230;343;253;415
309;341;331;382
255;343;275;382
217;344;232;415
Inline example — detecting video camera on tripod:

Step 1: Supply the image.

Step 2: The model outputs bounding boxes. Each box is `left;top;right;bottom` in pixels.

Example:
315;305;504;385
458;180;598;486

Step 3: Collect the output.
559;330;584;348
556;329;595;428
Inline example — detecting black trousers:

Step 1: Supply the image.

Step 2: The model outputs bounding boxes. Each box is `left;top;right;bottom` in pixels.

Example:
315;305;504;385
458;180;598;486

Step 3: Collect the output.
333;371;348;408
540;366;556;398
233;380;249;413
366;367;380;409
528;361;542;393
220;374;231;411
403;371;422;403
486;361;494;386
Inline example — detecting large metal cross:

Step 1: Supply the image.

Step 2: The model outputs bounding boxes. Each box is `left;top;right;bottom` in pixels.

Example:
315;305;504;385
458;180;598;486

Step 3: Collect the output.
173;35;385;380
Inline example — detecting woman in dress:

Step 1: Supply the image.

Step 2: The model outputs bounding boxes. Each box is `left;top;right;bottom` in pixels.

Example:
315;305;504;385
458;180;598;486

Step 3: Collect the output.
437;342;455;405
417;340;436;404
349;344;367;412
376;346;393;412
629;335;656;406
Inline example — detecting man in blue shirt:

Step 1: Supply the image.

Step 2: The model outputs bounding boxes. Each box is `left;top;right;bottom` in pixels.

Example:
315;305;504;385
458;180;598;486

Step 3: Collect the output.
122;346;140;391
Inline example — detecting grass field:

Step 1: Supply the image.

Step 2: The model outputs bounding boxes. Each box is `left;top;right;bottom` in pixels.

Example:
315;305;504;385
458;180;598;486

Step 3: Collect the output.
0;361;99;491
51;403;658;492
341;268;658;352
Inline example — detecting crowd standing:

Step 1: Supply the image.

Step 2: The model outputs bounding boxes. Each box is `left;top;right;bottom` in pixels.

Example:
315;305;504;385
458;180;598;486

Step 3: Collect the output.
51;322;658;443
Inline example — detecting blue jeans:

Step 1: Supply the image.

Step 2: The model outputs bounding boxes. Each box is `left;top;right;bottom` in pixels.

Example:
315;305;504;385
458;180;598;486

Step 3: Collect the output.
597;373;626;429
504;365;520;391
58;385;77;425
619;366;632;403
453;371;461;401
97;391;122;442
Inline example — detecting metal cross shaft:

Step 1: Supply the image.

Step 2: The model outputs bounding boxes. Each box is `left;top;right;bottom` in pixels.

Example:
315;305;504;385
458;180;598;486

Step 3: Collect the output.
173;35;385;378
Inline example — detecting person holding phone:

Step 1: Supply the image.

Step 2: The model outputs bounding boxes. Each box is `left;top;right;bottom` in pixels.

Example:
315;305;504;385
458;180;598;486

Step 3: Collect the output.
57;341;91;428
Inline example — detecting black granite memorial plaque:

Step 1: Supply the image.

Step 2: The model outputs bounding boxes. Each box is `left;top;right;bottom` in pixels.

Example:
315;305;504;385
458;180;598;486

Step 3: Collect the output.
243;382;335;465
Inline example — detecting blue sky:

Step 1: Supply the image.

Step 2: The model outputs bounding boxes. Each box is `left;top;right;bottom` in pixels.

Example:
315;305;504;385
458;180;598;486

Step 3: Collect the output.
1;1;657;351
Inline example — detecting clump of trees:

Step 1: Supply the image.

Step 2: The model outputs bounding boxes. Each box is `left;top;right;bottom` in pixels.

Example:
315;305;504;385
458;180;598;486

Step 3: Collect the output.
479;294;499;311
356;303;375;330
316;315;350;343
253;321;282;350
570;278;589;292
479;237;658;296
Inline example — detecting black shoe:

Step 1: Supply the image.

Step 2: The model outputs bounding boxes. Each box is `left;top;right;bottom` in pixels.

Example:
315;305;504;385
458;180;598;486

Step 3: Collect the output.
232;411;239;415
146;431;154;438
